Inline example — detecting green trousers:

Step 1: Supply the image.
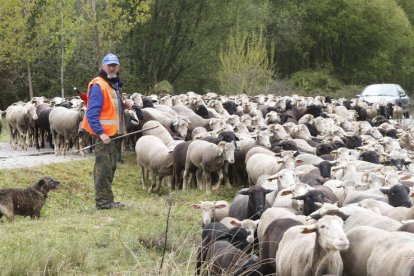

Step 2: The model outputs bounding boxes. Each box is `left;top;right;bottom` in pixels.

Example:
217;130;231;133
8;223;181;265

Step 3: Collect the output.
94;141;118;209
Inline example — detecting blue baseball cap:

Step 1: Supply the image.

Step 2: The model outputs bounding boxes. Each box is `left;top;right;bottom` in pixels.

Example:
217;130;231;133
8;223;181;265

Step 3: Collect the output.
102;53;120;65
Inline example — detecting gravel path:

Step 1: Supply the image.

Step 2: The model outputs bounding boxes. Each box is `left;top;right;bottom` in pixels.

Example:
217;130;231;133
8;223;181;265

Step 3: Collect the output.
0;142;93;169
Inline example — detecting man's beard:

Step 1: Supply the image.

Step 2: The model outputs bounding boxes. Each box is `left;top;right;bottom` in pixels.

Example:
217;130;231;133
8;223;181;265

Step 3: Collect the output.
107;73;117;79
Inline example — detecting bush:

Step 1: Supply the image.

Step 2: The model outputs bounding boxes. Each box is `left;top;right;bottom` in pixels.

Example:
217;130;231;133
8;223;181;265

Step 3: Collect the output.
152;80;174;95
218;27;275;96
288;69;342;95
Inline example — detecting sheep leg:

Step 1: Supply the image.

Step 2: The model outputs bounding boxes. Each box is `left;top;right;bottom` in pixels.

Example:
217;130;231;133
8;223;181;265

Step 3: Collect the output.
63;137;69;156
221;163;232;188
8;124;14;147
148;171;157;192
204;171;212;195
155;175;163;191
196;169;203;190
28;128;33;147
52;130;59;155
140;165;147;190
77;137;85;157
183;170;189;190
20;130;27;150
212;170;224;192
189;172;197;189
13;129;18;150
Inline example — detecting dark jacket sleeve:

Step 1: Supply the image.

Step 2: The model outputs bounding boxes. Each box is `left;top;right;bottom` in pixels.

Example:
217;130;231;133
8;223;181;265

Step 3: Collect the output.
86;84;104;135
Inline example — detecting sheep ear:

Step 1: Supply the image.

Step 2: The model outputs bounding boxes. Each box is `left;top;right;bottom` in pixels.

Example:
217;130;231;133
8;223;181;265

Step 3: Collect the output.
281;190;292;196
229;219;241;227
265;189;274;194
292;195;305;200
238;190;249;196
218;147;224;157
295;159;304;166
214;204;227;209
380;188;389;195
338;212;350;221
309;213;322;220
191;204;201;209
314;202;323;207
301;225;317;234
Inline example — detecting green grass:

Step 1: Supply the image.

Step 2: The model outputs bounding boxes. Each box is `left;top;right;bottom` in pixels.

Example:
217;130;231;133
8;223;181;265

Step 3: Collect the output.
0;152;238;274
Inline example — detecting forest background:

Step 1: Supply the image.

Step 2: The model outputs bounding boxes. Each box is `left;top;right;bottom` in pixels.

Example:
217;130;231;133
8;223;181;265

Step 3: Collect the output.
1;0;414;109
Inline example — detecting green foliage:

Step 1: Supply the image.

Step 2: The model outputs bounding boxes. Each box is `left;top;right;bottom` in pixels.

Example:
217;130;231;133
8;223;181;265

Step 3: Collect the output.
266;0;414;90
123;0;271;93
0;152;239;274
152;80;174;95
288;69;342;95
218;27;274;95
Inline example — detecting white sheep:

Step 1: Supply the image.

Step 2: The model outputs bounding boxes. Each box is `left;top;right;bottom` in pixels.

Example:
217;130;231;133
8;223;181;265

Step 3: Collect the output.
49;105;84;155
135;135;174;192
183;140;235;194
142;120;174;145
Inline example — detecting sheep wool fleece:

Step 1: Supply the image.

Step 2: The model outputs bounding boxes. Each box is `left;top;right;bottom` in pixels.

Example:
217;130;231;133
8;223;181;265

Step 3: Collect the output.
94;140;119;209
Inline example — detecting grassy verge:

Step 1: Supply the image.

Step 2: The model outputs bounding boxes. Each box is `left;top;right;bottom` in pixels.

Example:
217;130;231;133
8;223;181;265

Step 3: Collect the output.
0;153;238;274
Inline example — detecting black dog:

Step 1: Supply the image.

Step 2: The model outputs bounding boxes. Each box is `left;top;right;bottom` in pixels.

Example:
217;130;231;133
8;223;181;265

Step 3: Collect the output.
0;176;60;221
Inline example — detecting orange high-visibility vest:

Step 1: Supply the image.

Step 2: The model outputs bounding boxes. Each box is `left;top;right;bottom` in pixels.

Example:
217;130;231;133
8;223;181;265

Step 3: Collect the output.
81;77;119;136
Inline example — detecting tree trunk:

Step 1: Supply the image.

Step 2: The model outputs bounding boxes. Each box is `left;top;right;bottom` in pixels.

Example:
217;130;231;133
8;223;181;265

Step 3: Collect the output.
27;63;33;99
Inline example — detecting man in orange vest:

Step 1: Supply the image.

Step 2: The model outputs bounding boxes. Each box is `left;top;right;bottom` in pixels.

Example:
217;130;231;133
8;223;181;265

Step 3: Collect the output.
82;53;133;209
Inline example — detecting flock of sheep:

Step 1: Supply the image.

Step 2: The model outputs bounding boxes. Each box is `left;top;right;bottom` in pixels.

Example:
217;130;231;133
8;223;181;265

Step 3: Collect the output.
2;91;414;275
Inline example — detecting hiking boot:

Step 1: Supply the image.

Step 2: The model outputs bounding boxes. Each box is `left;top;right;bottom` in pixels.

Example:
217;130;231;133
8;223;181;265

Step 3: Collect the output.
96;201;126;210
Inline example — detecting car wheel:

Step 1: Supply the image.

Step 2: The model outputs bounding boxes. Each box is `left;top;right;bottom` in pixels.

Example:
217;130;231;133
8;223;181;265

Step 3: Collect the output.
404;111;411;118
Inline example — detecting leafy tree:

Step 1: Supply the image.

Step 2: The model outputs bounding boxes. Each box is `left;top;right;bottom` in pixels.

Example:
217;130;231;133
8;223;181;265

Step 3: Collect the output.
0;0;46;99
63;0;152;94
266;0;414;91
123;0;270;93
0;0;83;99
397;0;414;25
218;26;274;95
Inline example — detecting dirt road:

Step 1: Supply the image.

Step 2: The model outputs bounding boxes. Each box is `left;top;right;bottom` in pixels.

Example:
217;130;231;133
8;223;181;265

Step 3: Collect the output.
0;142;92;169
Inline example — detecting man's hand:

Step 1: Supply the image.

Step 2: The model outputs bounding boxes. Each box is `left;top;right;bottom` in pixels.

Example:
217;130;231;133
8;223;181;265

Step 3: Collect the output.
99;133;111;144
123;99;134;109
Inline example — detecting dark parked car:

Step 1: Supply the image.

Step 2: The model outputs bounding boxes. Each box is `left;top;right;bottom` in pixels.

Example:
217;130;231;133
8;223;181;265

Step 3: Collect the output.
357;83;411;118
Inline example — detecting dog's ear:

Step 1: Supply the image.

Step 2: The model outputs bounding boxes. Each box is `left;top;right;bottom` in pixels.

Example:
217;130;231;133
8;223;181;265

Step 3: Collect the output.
36;178;46;186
